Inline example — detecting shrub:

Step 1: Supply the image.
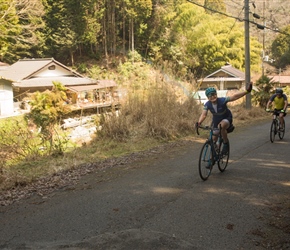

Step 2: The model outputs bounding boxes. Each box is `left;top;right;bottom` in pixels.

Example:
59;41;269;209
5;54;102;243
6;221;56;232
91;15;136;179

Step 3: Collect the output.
252;75;277;107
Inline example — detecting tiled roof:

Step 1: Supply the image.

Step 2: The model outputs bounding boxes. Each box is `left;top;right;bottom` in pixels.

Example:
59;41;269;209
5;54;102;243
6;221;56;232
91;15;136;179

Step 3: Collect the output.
0;58;82;81
205;64;245;80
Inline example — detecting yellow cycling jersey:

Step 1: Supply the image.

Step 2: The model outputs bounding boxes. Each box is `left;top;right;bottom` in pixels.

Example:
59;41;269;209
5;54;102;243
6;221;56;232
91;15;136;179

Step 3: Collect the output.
269;93;287;110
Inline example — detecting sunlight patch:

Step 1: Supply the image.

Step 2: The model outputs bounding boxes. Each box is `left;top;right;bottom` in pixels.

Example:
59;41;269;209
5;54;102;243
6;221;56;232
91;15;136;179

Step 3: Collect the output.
281;182;290;187
152;187;185;194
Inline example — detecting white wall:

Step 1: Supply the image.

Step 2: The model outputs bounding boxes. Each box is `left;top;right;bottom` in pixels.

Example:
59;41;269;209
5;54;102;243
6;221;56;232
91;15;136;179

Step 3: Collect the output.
0;90;14;116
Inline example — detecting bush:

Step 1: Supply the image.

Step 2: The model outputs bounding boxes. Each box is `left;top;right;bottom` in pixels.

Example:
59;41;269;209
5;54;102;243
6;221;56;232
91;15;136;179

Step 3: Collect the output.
252;75;277;107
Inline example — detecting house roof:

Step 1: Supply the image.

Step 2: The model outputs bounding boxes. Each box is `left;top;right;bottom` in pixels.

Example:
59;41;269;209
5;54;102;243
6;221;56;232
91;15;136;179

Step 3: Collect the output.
66;80;118;92
269;75;290;84
0;58;118;93
0;58;83;82
201;64;245;82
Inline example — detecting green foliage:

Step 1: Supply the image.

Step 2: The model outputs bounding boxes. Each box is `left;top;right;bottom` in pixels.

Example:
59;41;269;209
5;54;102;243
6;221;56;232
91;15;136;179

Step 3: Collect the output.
0;117;43;168
252;75;276;107
151;2;262;78
25;82;71;154
204;0;226;14
271;25;290;69
0;0;45;63
0;0;21;61
282;86;290;103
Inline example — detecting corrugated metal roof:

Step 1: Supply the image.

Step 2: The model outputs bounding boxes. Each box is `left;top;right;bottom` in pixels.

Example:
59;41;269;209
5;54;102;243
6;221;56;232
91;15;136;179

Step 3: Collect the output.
97;79;117;87
67;81;117;92
67;85;102;92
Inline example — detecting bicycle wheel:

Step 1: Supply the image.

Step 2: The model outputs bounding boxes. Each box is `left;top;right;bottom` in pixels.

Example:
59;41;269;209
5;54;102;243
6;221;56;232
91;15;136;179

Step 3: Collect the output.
217;140;230;172
278;119;285;139
270;120;277;143
198;141;213;181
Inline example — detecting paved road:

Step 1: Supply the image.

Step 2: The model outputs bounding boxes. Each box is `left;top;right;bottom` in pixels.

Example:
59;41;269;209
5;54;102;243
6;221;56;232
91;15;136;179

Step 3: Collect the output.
1;116;290;249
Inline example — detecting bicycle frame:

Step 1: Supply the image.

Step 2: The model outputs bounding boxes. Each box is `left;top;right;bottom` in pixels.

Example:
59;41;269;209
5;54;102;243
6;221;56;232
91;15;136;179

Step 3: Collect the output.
196;124;229;180
269;110;285;142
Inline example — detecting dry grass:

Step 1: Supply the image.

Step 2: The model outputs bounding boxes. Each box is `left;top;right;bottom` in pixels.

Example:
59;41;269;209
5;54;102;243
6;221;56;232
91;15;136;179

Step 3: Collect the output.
98;81;201;141
231;104;270;126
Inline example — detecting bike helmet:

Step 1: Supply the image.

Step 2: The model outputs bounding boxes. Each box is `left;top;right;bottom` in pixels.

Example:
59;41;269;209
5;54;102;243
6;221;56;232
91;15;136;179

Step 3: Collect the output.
205;87;217;97
276;88;283;94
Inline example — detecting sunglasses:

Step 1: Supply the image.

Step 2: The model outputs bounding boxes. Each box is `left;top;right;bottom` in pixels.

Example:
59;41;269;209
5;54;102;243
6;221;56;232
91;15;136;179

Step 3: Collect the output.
207;93;217;97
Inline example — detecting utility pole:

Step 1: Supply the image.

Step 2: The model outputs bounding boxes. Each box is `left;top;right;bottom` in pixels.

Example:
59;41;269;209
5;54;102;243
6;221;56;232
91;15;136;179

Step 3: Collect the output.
262;1;265;76
244;0;252;109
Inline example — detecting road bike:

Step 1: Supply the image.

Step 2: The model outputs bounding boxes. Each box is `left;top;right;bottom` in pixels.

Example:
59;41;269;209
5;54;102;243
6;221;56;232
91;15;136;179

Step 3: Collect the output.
196;124;230;181
268;110;286;143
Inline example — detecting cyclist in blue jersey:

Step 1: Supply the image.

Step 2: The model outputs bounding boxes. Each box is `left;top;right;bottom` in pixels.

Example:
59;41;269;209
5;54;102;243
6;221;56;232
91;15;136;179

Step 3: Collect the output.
266;88;288;131
196;83;252;154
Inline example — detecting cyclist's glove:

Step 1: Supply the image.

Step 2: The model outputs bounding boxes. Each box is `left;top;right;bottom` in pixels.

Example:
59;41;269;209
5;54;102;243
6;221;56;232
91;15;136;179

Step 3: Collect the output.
281;110;285;113
195;122;200;128
246;83;253;93
266;108;270;112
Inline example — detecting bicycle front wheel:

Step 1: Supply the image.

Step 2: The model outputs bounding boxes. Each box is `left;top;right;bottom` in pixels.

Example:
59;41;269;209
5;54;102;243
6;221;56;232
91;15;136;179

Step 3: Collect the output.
217;141;230;172
270;120;277;143
198;142;213;181
278;120;285;139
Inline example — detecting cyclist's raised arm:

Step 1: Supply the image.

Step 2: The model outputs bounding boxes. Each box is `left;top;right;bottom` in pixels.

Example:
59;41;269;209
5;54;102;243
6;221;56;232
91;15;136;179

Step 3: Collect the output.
228;82;252;102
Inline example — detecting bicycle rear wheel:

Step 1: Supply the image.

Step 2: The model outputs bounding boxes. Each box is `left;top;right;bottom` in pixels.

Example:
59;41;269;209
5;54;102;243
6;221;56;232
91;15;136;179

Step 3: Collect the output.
198;142;213;181
270;120;277;143
217;141;230;172
278;120;285;139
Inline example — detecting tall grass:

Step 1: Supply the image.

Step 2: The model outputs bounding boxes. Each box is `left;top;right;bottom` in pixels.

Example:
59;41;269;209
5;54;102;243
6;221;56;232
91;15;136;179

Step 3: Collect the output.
97;80;201;141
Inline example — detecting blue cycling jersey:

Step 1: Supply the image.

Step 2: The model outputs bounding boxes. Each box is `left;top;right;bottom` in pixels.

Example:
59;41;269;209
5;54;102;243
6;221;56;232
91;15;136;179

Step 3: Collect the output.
203;97;232;127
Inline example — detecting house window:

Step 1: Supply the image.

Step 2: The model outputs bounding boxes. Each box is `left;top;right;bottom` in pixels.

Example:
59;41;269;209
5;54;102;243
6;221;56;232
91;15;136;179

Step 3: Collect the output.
48;65;56;70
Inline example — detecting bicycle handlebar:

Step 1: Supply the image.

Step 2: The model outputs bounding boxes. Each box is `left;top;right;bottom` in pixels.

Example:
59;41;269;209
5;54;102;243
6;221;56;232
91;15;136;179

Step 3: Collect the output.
195;123;211;136
266;110;285;114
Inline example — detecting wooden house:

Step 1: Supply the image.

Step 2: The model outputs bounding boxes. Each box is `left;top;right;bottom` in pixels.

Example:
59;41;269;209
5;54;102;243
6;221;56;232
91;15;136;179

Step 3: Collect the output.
0;58;118;116
198;64;245;90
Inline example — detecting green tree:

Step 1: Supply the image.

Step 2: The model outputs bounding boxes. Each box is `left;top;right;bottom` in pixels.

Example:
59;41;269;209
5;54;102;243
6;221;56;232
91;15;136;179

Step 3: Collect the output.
43;0;87;65
151;2;262;79
0;0;45;63
204;0;226;14
25;82;70;155
0;0;20;62
271;25;290;69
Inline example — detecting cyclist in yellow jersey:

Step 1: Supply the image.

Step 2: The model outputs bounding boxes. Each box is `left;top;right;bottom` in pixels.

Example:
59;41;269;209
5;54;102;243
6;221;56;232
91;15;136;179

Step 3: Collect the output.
266;88;288;131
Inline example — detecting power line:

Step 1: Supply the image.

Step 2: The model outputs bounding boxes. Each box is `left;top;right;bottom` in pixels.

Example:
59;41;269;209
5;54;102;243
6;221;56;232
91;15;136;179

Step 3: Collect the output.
186;0;290;37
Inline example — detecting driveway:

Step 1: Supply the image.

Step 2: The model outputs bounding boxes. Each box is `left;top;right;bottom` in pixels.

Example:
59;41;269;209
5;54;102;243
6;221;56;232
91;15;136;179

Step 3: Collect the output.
0;116;290;249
